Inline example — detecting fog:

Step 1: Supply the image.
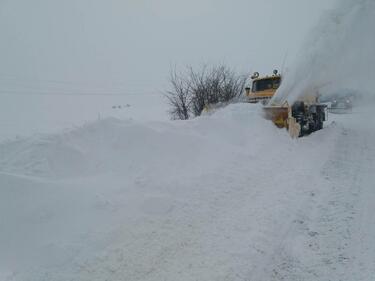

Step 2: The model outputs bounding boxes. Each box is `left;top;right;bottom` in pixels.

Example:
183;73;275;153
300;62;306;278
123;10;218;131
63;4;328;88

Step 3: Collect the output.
0;0;335;95
274;0;375;104
0;0;339;140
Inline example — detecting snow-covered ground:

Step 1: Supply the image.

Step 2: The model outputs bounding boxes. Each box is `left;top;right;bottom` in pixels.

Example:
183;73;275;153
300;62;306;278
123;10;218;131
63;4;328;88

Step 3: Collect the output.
1;102;374;281
0;93;168;142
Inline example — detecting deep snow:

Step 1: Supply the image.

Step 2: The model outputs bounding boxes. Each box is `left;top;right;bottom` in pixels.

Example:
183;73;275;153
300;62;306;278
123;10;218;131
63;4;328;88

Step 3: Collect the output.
1;103;374;280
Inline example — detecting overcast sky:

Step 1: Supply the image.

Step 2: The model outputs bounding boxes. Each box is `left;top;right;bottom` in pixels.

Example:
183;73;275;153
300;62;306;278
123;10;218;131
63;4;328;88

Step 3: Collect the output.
0;0;336;94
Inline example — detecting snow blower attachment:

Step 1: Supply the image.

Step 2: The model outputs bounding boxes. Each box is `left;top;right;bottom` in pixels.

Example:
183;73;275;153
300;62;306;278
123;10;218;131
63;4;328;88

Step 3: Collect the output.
263;98;327;138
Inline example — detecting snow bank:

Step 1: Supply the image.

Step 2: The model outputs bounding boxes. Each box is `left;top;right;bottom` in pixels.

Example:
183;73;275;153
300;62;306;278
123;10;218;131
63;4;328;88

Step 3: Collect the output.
0;104;283;179
0;103;342;281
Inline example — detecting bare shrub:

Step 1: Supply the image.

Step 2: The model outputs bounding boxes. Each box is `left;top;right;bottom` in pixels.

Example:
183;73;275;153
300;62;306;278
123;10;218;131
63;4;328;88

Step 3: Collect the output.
165;70;192;120
165;65;247;119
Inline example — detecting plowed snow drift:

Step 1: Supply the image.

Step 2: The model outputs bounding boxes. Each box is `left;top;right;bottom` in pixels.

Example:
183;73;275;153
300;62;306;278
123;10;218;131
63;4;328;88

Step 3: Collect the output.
1;104;375;281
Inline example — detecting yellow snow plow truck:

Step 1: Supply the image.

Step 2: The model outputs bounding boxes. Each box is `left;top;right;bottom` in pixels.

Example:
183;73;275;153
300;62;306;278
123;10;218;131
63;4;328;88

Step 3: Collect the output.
245;70;281;104
263;95;327;138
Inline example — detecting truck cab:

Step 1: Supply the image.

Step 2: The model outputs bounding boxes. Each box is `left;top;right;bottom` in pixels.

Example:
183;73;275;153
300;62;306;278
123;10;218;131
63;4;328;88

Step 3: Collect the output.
245;70;281;105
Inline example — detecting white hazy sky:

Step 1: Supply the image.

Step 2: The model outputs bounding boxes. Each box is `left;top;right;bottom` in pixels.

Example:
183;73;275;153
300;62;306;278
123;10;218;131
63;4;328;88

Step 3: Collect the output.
0;0;336;94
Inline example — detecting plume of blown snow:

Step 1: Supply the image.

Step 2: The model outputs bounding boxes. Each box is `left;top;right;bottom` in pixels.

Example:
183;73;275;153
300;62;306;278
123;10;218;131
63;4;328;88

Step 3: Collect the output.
273;0;375;104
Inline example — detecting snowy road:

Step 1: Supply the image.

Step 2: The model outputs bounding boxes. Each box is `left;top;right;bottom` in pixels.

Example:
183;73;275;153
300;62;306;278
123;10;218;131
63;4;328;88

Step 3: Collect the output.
266;110;375;281
0;104;374;280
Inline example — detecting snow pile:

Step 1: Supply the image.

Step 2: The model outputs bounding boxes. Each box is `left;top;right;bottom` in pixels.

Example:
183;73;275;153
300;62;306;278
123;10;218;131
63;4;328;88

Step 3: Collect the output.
0;104;279;179
2;102;375;281
0;103;343;281
273;0;375;103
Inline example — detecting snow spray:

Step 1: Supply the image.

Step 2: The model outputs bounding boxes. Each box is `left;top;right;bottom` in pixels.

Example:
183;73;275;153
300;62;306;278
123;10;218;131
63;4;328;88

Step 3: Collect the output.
272;0;375;104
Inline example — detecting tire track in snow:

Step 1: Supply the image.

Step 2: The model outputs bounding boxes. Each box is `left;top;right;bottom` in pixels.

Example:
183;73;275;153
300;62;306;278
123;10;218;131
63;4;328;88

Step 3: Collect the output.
268;116;375;281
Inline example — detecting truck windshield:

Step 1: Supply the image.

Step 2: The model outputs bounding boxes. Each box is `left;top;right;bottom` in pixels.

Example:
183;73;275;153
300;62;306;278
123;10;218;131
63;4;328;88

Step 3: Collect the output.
252;77;281;92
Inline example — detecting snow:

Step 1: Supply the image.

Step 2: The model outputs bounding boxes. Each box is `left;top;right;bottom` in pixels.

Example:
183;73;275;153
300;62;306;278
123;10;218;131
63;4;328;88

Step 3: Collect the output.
2;101;374;280
273;0;375;104
1;1;375;278
0;93;168;142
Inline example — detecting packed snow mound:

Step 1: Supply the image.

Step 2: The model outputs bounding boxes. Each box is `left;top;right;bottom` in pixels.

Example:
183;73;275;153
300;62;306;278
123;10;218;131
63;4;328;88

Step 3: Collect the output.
0;102;349;281
0;104;287;179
